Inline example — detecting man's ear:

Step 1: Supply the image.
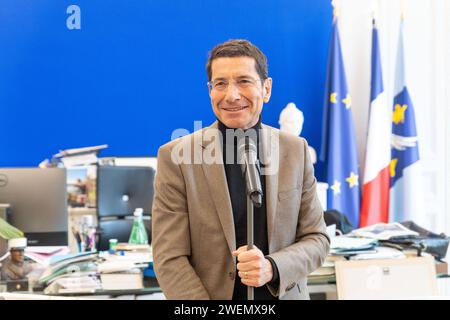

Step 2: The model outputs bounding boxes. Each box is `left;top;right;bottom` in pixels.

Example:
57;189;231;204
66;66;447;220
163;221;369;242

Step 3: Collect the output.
263;78;272;103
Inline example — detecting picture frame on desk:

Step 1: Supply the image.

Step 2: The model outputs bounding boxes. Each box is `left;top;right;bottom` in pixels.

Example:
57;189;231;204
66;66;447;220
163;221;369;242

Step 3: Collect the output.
335;256;438;300
6;279;29;292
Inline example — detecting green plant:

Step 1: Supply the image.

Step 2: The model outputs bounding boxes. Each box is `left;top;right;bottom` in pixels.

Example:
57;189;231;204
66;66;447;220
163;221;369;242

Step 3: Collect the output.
0;217;24;240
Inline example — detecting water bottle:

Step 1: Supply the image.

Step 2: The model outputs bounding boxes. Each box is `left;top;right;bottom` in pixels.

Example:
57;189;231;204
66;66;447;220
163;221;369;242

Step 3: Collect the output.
128;208;148;244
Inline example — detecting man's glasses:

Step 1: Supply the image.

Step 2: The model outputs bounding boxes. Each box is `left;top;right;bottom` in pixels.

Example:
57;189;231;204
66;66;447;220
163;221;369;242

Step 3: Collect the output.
207;77;263;92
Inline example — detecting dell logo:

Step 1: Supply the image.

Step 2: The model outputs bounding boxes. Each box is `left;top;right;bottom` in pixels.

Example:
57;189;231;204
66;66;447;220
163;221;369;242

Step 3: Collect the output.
0;174;8;187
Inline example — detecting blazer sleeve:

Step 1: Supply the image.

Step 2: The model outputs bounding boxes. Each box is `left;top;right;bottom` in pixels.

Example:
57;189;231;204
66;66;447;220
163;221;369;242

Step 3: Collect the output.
151;142;210;299
267;138;330;298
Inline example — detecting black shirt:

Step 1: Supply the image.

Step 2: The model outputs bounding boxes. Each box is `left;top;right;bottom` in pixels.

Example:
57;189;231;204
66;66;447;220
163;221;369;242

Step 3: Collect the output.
218;119;278;300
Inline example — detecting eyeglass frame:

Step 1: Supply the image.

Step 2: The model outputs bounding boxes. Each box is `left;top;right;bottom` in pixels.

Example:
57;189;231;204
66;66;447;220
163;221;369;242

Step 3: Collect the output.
207;76;265;92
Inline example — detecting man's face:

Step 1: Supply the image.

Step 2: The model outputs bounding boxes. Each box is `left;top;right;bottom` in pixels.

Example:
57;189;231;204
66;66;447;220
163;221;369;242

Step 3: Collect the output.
10;249;24;264
209;57;272;130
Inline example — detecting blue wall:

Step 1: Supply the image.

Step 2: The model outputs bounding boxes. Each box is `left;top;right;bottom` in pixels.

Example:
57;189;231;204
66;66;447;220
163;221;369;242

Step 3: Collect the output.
0;0;331;179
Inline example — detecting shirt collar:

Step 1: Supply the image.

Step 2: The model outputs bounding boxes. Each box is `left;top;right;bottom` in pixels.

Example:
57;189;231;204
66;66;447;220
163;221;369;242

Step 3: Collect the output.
218;117;262;147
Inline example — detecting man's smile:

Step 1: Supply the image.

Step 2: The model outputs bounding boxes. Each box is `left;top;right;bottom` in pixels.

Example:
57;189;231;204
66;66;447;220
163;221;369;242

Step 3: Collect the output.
221;105;249;112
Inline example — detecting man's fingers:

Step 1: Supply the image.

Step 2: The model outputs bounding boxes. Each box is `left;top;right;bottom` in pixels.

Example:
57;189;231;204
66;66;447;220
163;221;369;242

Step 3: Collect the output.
235;248;262;262
236;260;263;273
241;277;264;288
232;245;249;257
238;270;261;279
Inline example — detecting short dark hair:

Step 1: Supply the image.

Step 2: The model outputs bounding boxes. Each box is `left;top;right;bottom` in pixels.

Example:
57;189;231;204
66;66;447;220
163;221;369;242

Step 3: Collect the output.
206;39;268;82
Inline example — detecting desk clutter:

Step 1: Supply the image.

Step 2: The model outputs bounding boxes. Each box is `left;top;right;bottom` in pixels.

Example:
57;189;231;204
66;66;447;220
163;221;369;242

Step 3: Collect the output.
309;222;450;285
22;244;154;295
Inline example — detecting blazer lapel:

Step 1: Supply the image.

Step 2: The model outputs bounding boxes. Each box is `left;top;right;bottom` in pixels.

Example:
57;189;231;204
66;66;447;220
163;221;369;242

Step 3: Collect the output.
199;122;236;254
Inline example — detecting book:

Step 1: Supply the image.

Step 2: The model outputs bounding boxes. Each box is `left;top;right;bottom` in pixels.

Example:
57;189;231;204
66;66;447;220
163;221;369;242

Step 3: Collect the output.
100;269;143;290
98;260;148;274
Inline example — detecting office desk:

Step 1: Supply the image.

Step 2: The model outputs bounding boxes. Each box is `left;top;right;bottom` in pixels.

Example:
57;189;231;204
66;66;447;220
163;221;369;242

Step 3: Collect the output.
1;277;163;300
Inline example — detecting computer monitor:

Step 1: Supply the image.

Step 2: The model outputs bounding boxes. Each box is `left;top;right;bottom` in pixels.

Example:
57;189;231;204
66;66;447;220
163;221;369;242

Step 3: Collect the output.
97;166;155;217
0;168;68;246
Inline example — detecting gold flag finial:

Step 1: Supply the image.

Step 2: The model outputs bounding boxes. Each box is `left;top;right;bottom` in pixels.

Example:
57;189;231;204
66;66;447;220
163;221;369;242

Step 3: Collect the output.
400;0;405;21
332;0;339;21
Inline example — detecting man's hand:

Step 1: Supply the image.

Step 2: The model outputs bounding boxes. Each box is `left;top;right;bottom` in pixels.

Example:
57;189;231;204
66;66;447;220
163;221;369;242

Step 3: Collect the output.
232;245;273;287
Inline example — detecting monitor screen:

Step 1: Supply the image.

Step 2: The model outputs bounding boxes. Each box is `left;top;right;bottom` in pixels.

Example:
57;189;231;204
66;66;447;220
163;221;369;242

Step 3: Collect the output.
97;166;155;217
0;168;68;246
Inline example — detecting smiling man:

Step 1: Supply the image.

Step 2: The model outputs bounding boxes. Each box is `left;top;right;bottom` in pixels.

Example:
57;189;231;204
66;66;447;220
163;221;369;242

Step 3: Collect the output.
152;39;330;300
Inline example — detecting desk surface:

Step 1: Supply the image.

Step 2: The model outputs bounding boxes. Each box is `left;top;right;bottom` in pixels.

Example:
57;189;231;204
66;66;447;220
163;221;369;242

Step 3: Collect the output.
0;277;162;298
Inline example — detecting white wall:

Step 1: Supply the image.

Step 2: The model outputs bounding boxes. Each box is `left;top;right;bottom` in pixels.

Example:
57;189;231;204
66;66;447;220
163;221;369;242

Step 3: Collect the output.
336;0;450;234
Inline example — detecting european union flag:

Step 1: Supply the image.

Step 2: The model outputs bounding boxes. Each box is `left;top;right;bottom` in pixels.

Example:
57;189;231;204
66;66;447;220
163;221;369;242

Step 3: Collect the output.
320;17;361;228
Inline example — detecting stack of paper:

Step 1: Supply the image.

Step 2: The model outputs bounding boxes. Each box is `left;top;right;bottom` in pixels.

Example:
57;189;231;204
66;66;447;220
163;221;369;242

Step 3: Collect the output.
349;246;406;260
98;258;146;291
44;274;102;294
330;236;378;256
96;245;152;291
38;251;99;286
308;255;346;284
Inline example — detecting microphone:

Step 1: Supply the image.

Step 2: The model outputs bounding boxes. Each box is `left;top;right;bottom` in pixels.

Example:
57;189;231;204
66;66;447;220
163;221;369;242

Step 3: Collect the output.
238;136;263;207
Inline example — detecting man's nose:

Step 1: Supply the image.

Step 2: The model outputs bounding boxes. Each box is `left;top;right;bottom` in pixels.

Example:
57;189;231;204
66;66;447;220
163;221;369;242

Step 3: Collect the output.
224;82;241;102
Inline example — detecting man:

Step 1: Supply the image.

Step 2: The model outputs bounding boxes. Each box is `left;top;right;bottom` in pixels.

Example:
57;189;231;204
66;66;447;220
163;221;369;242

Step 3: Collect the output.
152;39;329;300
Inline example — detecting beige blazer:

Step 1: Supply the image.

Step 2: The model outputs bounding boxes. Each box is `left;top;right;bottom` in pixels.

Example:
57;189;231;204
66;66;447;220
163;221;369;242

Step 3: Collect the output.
152;121;330;300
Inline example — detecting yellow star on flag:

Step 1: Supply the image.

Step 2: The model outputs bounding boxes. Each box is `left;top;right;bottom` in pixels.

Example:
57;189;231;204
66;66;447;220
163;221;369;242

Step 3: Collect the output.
330;92;337;104
345;172;359;188
392;104;408;124
342;94;351;109
330;180;341;195
390;158;398;177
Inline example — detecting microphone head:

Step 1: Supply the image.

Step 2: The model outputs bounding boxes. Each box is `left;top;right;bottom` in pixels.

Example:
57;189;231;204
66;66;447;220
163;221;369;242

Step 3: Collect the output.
251;193;263;208
237;136;258;165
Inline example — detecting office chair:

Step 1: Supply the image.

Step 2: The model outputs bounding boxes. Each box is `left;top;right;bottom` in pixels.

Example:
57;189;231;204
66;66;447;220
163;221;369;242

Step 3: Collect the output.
96;166;155;251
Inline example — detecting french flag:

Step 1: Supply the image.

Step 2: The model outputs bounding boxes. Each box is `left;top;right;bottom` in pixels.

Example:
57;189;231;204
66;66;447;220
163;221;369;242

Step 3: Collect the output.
360;20;392;227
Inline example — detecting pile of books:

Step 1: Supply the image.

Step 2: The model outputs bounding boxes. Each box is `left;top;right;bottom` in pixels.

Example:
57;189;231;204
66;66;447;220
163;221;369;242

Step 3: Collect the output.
97;243;152;291
38;251;101;294
33;244;153;294
308;255;346;284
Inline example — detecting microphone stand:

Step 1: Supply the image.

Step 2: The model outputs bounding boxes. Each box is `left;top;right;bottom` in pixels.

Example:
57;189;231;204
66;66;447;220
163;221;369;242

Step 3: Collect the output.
239;136;262;301
247;194;254;300
244;159;262;301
